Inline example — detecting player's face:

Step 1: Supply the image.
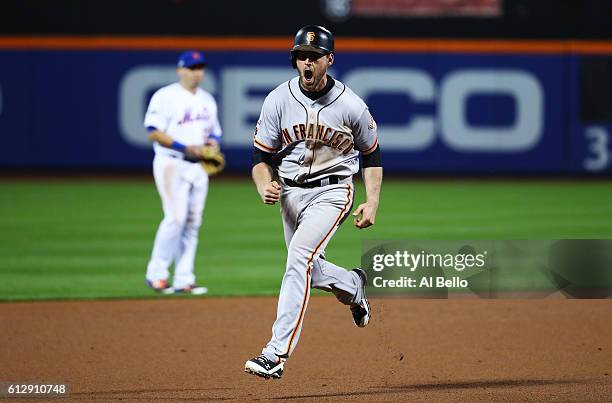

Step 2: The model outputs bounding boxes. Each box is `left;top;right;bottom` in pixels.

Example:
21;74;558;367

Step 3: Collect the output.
177;65;205;91
296;51;333;92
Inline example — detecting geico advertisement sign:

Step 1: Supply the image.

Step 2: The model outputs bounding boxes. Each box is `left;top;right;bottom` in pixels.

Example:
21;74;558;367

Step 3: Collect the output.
119;66;543;152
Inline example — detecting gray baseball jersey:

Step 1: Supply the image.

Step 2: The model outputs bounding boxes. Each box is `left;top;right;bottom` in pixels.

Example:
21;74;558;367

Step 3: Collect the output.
254;76;379;362
254;77;379;182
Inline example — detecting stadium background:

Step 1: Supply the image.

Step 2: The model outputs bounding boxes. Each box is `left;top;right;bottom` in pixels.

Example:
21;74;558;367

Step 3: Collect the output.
1;1;611;400
2;0;612;174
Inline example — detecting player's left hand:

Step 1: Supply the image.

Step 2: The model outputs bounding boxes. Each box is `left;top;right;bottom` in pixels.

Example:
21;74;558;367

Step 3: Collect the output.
352;202;378;229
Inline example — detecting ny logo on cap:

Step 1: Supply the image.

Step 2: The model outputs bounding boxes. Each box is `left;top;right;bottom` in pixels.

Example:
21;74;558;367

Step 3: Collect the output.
306;32;316;43
192;52;201;59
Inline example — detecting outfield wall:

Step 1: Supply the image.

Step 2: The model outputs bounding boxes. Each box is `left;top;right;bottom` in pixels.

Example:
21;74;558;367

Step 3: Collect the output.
1;37;611;174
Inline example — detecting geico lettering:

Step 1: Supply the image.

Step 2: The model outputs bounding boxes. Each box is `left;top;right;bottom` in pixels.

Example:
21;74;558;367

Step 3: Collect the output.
440;69;543;152
343;67;543;153
343;68;436;151
222;67;294;146
119;66;543;152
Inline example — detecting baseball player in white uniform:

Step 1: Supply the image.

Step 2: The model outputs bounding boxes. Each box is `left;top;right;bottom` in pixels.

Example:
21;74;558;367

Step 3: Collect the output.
245;26;383;379
144;50;222;295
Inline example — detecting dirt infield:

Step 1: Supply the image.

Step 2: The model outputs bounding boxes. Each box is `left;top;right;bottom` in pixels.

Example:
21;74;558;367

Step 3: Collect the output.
1;297;611;401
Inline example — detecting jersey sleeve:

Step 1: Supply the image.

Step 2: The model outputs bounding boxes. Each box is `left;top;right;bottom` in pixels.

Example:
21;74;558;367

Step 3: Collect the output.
144;90;170;131
353;108;379;155
253;95;281;153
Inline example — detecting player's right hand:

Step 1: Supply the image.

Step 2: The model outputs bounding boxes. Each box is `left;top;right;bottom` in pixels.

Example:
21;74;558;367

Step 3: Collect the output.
261;181;281;205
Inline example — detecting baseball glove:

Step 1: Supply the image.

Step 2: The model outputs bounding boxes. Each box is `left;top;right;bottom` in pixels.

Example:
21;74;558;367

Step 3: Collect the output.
199;146;226;176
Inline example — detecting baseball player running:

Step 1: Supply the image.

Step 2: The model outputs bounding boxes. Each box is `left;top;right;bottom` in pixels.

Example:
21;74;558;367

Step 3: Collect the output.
245;25;383;379
144;50;222;295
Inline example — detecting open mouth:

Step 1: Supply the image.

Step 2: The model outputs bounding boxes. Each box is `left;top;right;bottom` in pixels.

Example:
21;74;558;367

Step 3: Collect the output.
303;69;314;83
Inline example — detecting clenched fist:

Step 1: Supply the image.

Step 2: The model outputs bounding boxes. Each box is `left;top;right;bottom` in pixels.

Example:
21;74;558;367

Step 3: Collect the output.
260;181;282;205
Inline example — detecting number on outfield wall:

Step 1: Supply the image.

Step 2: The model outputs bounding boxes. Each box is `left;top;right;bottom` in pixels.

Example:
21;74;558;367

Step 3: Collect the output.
584;126;610;172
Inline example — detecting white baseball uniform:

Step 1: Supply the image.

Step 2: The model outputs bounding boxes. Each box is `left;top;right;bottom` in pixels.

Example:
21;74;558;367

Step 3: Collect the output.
254;76;379;361
144;82;222;289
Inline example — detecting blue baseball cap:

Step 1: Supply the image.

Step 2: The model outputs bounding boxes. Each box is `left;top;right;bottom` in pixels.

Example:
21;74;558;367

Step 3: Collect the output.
177;50;207;68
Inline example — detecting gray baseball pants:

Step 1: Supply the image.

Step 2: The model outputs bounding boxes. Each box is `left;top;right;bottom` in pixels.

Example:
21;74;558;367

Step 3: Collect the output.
261;181;364;362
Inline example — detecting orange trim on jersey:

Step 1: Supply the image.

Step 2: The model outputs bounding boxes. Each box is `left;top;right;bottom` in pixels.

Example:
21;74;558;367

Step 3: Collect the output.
361;138;379;155
254;139;279;153
284;184;354;356
1;36;612;54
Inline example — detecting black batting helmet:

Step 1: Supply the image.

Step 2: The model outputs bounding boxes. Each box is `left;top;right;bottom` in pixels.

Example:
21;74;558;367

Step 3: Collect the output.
290;25;335;68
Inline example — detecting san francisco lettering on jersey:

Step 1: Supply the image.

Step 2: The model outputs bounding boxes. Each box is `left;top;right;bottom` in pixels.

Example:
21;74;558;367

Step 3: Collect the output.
281;123;354;154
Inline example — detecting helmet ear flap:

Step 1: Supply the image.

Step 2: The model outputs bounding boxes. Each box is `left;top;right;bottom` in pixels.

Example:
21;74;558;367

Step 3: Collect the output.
291;52;297;69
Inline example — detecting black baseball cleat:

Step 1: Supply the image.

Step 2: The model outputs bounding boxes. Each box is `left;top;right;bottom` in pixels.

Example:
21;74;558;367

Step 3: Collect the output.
244;355;284;379
351;269;371;327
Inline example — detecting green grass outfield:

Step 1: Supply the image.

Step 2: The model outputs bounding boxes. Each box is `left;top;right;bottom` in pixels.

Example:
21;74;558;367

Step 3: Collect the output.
1;178;611;301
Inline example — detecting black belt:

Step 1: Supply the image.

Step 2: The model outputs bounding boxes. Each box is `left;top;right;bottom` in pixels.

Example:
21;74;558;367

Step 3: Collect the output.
283;175;350;188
